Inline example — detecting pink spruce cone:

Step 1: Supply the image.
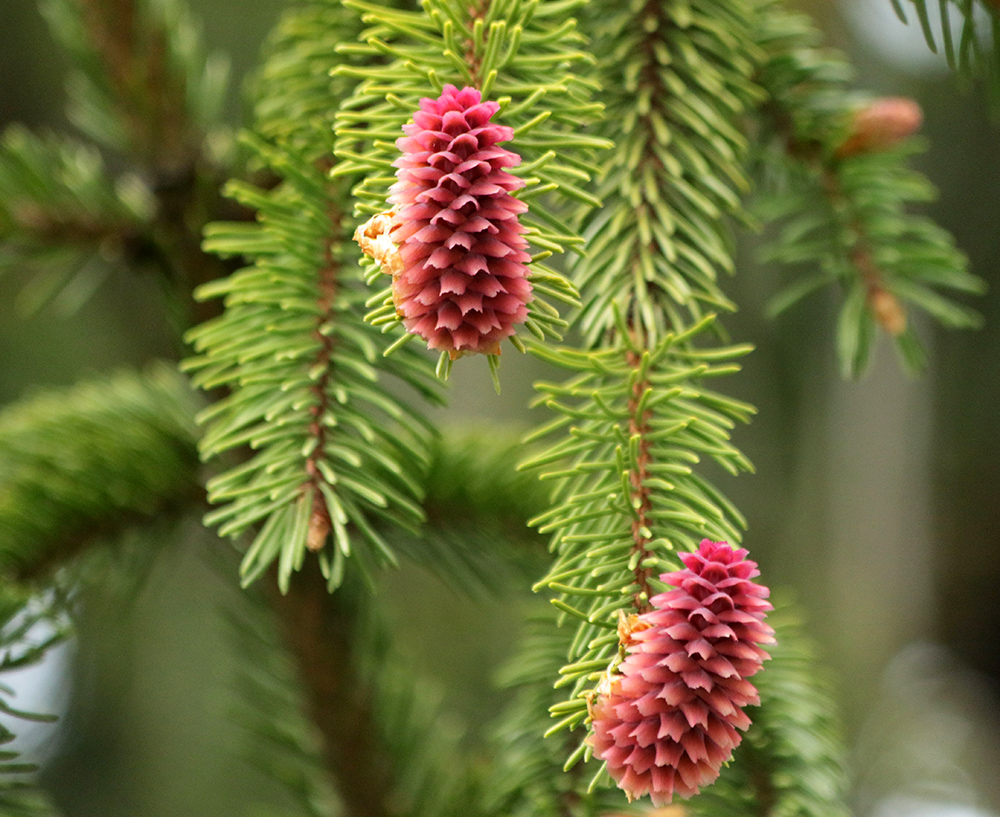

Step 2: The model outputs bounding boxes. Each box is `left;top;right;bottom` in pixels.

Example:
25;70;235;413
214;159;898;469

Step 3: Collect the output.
387;84;532;357
589;539;775;805
836;96;923;157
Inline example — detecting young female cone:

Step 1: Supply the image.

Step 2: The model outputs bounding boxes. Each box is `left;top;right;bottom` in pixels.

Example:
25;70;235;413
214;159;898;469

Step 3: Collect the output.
385;84;532;357
590;539;775;804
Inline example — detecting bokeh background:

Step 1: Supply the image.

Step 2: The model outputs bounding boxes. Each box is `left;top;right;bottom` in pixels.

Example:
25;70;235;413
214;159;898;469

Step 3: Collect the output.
1;0;999;814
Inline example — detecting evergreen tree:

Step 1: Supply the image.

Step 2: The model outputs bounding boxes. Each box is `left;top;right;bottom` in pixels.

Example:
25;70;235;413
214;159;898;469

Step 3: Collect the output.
0;0;993;813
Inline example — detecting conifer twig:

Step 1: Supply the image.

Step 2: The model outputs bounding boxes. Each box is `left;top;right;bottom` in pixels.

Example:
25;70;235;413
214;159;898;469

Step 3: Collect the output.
624;346;656;613
186;0;442;592
571;0;760;345
752;5;984;376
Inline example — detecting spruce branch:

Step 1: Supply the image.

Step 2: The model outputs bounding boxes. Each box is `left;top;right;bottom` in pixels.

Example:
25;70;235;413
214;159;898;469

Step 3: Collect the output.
523;320;754;748
0;365;201;583
185;0;442;593
187;137;441;592
752;4;986;377
514;1;764;801
572;0;764;347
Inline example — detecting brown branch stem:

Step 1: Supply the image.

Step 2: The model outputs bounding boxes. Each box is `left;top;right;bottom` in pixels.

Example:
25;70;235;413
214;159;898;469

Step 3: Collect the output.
303;197;342;552
620;0;680;318
821;167;907;336
463;0;490;87
269;562;396;817
743;739;777;817
626;348;655;613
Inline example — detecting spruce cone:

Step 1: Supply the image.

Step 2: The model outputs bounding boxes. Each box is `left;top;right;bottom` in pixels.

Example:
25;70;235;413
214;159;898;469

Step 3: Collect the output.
384;84;532;357
836;97;923;157
590;540;774;805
